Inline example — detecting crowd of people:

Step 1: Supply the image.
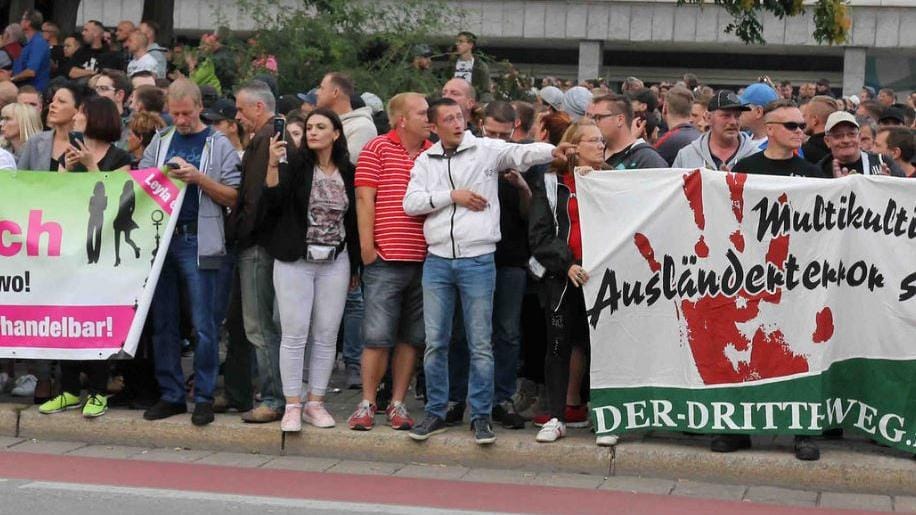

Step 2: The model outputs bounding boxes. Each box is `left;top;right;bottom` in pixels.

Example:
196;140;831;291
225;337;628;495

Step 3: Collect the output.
1;12;915;464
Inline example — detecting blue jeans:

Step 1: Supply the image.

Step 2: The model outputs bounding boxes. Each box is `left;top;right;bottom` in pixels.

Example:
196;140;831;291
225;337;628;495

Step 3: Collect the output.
238;245;284;410
422;253;496;421
151;234;220;404
449;266;527;404
342;285;364;367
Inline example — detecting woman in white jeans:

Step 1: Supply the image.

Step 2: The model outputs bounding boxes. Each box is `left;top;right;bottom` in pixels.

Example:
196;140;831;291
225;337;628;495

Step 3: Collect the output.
262;108;360;432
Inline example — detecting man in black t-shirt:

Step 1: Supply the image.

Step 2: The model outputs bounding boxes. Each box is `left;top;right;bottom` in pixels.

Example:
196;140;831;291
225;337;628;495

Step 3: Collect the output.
721;100;823;462
69;20;119;80
733;100;822;178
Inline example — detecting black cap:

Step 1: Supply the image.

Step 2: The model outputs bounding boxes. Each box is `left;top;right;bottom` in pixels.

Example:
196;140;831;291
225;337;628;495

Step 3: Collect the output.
199;85;220;109
708;90;750;112
878;106;906;125
201;98;237;123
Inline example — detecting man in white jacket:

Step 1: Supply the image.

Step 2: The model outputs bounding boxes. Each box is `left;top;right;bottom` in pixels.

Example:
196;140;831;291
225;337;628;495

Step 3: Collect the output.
404;97;569;445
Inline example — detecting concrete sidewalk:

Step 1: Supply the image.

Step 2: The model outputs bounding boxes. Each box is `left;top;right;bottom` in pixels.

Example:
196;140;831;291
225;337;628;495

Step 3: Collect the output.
2;372;914;500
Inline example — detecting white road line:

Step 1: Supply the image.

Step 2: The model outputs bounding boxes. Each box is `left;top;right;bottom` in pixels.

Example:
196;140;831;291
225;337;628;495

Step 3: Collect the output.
19;481;514;514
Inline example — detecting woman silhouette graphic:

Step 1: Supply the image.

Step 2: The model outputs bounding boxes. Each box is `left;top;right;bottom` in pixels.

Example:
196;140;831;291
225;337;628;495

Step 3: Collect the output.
86;181;106;264
113;180;140;266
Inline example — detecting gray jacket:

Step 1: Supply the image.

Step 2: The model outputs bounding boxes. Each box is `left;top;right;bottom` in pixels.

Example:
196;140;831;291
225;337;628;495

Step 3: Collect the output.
139;126;241;269
672;131;760;170
17;130;55;171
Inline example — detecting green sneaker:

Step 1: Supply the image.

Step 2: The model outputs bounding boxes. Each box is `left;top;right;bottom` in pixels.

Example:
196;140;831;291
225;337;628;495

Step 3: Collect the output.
38;392;81;414
82;394;108;418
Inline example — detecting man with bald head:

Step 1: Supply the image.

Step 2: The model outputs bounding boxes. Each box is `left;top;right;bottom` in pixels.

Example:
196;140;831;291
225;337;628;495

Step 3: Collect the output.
441;78;477;134
69;20;117;79
0;80;18;110
801;95;838;164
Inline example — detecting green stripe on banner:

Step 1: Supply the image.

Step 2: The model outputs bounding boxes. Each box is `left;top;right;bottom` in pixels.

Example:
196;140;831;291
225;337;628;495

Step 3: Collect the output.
590;358;916;453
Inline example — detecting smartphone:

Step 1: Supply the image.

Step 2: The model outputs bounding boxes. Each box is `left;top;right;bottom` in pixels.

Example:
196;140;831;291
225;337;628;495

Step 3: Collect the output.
165;162;181;170
273;116;286;138
68;131;84;148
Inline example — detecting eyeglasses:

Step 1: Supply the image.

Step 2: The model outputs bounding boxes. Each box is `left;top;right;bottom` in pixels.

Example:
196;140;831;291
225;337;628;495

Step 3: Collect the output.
585;112;620;122
767;121;807;131
483;127;512;141
94;85;115;93
580;137;606;146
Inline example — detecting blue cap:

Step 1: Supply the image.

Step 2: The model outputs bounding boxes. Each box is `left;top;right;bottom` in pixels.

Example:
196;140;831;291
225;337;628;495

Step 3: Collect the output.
297;88;318;106
740;83;779;108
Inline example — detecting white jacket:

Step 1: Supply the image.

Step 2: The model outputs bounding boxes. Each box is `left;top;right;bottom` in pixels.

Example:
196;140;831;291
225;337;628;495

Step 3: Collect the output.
404;131;554;259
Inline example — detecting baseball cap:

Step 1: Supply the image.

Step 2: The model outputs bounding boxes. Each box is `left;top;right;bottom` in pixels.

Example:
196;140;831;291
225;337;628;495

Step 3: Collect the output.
361;92;384;115
825;111;859;133
740;83;779;107
201;98;237;123
708;90;750;112
539;86;564;111
562;86;592;121
878;106;906;125
297;88;318;106
199;85;220;109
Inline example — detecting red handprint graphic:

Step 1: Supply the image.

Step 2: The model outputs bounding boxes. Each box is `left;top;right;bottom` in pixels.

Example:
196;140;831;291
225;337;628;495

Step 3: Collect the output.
635;170;834;385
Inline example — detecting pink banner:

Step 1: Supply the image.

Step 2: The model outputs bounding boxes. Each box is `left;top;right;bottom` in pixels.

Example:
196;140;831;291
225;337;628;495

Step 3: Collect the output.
128;167;181;215
0;305;135;348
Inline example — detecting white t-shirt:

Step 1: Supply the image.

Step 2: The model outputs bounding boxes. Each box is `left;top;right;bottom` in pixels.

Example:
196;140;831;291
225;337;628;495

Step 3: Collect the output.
0;147;16;170
127;53;159;77
454;58;474;83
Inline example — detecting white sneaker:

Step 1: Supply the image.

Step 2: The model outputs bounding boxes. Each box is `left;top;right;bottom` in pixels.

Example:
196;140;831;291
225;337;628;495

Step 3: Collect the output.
596;434;619;446
536;418;567;443
10;374;37;397
281;404;302;432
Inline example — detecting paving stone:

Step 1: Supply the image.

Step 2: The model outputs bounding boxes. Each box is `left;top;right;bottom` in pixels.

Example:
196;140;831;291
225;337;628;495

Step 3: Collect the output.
6;439;86;455
0;437;24;449
531;472;604;489
394;463;470;480
195;451;272;468
67;445;149;459
129;447;215;463
600;476;675;495
820;492;893;512
459;468;538;485
261;456;340;472
326;459;403;476
672;479;747;501
744;486;818;507
895;495;916;513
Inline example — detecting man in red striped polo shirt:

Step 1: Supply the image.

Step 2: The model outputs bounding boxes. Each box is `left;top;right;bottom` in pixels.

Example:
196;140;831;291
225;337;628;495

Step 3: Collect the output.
347;92;432;431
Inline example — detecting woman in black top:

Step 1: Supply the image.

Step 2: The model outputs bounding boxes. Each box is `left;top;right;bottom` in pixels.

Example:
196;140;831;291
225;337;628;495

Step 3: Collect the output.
262;108;360;432
64;96;131;173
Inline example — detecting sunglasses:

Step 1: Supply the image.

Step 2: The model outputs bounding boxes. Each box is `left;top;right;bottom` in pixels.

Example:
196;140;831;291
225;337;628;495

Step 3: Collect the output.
767;121;807;131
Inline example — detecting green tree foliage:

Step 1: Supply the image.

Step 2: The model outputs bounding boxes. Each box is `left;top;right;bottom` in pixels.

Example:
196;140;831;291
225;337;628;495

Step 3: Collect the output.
228;0;458;97
677;0;852;45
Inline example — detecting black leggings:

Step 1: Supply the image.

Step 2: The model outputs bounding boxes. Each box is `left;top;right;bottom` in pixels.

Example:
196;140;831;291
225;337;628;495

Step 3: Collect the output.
544;286;590;422
61;360;108;396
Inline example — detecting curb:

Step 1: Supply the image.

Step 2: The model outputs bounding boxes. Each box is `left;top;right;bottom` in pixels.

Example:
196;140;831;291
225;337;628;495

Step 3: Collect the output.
12;403;916;495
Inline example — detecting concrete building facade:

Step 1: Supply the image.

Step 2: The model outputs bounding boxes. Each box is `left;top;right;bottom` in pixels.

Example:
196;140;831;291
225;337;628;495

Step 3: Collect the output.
76;0;914;95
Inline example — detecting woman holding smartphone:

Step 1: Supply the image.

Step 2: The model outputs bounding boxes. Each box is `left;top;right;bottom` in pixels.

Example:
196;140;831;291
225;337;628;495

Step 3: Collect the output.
528;119;611;444
262;108;360;432
17;83;83;172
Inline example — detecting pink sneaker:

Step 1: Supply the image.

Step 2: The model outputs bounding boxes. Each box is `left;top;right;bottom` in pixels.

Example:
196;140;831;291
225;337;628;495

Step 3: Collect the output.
281;404;302;432
303;401;335;428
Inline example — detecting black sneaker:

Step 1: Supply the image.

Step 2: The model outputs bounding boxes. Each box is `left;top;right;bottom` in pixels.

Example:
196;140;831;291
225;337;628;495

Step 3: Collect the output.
710;434;751;452
794;436;820;461
471;417;496;445
445;401;465;426
492;402;525;429
143;399;187;420
408;414;447;441
191;402;215;426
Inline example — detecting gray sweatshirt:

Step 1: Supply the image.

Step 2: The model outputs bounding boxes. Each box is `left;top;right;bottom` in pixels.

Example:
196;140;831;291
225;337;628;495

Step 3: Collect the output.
672;131;760;170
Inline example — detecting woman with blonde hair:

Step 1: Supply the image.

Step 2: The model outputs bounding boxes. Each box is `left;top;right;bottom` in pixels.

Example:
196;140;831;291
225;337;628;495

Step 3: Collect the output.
528;119;611;444
0;102;43;159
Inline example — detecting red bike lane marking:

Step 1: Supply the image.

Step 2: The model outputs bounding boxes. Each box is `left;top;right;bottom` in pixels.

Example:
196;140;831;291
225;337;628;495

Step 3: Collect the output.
0;451;844;515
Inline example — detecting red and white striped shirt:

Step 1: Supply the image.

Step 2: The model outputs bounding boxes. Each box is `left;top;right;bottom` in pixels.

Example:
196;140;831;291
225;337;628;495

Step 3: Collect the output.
355;131;431;262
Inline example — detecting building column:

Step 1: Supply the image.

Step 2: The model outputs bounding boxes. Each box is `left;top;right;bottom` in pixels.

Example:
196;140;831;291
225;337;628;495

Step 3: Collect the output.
842;47;867;98
578;40;604;84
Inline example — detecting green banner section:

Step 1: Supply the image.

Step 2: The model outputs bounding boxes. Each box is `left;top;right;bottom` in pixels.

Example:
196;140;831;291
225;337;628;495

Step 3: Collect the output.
591;358;916;453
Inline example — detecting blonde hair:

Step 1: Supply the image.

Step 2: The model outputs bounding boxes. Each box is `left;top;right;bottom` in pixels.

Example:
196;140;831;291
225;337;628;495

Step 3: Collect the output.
1;102;43;149
167;78;202;108
386;92;424;125
557;119;602;173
